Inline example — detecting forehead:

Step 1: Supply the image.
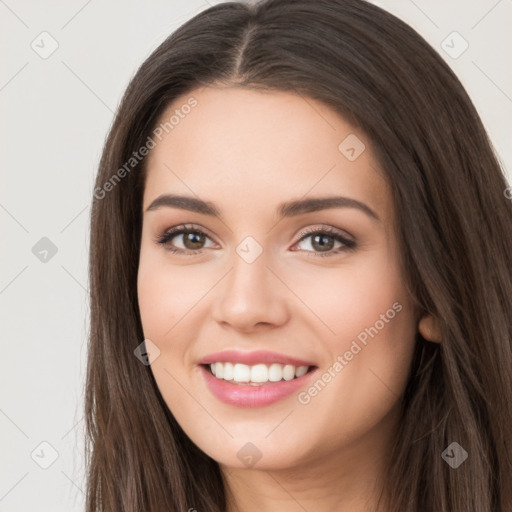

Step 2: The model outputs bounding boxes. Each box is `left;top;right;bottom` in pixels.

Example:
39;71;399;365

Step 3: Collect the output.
143;86;391;223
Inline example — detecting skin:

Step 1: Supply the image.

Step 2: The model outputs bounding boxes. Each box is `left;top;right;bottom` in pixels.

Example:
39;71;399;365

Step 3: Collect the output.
137;86;441;512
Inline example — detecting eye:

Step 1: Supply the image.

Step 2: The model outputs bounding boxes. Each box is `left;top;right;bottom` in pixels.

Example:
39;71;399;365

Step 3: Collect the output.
155;224;216;255
291;226;356;257
155;223;356;257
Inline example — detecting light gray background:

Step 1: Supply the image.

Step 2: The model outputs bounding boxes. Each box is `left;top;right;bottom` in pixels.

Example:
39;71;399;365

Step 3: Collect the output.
1;1;511;510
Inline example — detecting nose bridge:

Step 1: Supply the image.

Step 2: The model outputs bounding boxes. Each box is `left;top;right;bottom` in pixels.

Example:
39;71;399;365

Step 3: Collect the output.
213;238;288;329
225;243;272;308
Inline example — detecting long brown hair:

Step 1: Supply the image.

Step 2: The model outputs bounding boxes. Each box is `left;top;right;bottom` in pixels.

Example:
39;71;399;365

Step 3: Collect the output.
85;0;512;510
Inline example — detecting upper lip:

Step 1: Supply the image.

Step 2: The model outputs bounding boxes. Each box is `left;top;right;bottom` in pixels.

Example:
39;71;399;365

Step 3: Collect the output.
197;350;316;367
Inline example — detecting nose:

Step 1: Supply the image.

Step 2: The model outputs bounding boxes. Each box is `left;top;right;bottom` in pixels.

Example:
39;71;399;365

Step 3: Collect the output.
211;249;290;332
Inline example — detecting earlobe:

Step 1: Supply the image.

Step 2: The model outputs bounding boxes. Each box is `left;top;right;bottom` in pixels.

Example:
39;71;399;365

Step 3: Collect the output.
418;314;442;343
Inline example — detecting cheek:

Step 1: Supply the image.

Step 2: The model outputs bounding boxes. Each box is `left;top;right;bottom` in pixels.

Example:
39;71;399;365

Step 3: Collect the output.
137;266;173;340
338;256;416;381
291;250;417;413
137;248;201;340
136;248;220;389
288;250;410;345
137;255;199;410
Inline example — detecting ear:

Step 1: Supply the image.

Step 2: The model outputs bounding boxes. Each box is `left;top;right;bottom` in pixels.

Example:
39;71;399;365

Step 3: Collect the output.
418;314;442;343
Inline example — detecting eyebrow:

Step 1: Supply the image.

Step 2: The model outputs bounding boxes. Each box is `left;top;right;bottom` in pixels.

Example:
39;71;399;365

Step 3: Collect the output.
145;194;380;222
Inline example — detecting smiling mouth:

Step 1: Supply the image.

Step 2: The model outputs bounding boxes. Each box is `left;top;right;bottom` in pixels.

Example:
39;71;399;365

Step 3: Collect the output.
203;362;317;385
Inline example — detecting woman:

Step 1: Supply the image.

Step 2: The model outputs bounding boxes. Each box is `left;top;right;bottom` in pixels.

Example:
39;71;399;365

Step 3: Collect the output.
85;0;512;510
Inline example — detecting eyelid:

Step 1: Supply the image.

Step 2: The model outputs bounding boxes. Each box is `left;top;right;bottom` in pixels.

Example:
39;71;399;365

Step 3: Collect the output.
291;225;356;255
295;224;355;243
153;223;217;246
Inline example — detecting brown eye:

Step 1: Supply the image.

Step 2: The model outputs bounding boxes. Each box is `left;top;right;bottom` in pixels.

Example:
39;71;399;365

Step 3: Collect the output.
156;225;216;254
181;231;206;250
293;227;356;257
309;233;336;252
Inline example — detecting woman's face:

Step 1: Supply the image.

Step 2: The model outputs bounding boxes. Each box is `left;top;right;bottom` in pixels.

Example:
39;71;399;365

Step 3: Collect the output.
137;86;418;472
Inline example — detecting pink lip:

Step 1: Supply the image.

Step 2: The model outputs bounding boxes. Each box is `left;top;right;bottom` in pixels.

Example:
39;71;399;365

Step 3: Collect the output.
197;349;316;367
199;364;319;408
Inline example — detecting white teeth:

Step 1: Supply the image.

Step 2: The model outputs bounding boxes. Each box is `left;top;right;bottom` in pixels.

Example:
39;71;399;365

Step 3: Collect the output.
250;364;268;382
208;362;310;383
233;363;251;382
295;365;308;377
268;363;283;382
282;364;295;381
214;362;224;379
223;362;234;380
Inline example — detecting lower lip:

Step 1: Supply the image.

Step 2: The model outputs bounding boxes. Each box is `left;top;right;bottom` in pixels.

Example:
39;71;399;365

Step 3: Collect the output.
199;364;318;408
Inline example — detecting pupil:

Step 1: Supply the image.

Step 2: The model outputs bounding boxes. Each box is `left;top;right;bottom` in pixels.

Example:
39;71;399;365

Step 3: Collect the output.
184;232;205;249
313;234;334;251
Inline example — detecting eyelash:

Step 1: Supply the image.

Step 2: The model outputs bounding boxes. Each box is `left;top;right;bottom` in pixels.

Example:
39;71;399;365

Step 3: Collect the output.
154;223;357;258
